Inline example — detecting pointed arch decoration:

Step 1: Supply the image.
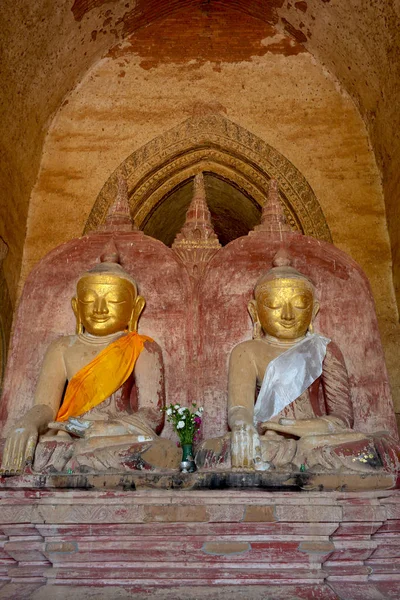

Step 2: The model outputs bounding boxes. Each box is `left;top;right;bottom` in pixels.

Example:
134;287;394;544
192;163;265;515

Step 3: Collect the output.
84;115;331;243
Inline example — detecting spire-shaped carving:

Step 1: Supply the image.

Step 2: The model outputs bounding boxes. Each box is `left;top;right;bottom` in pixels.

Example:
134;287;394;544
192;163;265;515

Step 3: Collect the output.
100;174;137;232
172;173;221;278
100;237;120;264
253;179;291;234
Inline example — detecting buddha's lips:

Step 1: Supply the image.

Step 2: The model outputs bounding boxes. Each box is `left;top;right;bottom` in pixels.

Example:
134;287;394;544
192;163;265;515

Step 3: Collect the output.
279;322;296;328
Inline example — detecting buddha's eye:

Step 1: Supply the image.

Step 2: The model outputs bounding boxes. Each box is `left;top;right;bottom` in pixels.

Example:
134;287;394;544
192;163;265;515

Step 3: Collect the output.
259;295;281;309
292;295;311;309
79;295;96;304
262;298;281;309
107;299;127;305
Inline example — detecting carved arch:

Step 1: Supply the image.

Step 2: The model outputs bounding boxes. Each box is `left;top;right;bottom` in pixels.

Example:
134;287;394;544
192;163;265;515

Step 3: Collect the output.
84;115;331;242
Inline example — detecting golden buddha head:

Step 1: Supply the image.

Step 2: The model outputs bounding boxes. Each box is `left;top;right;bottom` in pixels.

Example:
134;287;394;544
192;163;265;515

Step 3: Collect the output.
249;249;319;341
72;240;145;336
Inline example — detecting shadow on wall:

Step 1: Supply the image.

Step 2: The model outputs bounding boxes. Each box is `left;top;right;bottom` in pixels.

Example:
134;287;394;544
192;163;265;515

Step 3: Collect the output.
0;239;12;393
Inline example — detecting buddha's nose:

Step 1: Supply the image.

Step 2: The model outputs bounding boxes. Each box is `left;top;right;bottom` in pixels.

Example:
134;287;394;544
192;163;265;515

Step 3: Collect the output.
93;297;109;314
281;301;294;321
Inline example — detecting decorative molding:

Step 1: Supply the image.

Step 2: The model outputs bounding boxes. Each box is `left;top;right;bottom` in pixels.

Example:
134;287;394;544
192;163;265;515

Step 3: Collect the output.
253;178;292;235
99;173;136;232
84;115;331;243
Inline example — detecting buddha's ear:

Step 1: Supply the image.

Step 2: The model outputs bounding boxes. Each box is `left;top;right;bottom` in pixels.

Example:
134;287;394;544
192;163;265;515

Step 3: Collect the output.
129;295;145;332
308;300;320;334
71;297;83;335
248;299;262;340
312;300;320;320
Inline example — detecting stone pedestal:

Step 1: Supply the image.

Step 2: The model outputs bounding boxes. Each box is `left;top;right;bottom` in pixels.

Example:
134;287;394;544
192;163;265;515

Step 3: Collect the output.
0;488;399;592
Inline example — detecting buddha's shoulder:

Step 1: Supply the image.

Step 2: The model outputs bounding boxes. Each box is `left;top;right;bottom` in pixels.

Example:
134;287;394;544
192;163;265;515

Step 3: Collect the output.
230;339;262;356
141;336;162;357
45;334;78;354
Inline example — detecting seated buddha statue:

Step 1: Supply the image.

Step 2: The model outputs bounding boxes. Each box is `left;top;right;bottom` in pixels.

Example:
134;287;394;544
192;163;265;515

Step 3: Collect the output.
0;241;180;475
197;249;391;474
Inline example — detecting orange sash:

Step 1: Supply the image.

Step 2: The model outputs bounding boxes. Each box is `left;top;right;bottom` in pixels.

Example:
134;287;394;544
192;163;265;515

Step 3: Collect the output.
56;332;153;422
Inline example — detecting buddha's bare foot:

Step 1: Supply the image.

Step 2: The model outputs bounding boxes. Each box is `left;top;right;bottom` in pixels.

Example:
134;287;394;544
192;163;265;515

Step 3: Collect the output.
73;433;153;453
48;418;92;438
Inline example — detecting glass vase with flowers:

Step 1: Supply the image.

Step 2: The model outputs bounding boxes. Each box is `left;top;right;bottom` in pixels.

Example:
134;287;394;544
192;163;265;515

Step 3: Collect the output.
163;403;203;472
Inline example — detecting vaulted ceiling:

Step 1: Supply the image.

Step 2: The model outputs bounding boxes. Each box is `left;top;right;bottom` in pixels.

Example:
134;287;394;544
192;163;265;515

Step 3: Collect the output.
1;0;399;306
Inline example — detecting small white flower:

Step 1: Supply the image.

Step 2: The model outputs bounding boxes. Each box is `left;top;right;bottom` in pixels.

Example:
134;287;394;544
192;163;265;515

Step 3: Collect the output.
174;404;180;409
166;408;172;416
195;410;201;417
198;407;204;413
177;421;185;429
178;407;185;415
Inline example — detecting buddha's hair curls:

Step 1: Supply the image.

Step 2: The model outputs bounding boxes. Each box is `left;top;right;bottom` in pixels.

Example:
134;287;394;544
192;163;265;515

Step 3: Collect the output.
255;248;315;297
77;237;138;295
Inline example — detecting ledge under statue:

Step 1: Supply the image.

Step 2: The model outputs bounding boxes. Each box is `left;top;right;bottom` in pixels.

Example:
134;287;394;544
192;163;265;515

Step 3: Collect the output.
0;174;399;491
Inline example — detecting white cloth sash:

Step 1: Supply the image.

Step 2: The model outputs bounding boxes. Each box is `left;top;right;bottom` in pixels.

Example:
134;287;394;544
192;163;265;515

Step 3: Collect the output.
253;333;331;424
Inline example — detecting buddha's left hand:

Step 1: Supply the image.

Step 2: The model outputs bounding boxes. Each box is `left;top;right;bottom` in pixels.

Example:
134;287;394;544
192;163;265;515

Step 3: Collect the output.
49;416;155;440
260;417;332;437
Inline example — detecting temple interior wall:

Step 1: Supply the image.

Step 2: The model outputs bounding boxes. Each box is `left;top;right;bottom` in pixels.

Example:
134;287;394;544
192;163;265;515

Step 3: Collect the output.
1;3;399;430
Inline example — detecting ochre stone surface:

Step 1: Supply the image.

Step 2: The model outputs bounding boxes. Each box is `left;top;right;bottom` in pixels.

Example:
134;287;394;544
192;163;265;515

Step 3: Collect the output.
244;505;276;522
202;541;251;555
144;505;208;523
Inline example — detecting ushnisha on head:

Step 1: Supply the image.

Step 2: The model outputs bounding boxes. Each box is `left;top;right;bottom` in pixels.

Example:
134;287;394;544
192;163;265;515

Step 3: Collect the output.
72;239;145;336
248;248;319;342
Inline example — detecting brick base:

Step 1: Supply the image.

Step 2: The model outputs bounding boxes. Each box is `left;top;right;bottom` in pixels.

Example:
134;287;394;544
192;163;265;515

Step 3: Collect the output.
0;488;399;589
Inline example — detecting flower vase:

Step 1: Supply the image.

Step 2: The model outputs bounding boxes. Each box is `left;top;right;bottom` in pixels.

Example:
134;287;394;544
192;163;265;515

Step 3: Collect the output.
180;443;196;473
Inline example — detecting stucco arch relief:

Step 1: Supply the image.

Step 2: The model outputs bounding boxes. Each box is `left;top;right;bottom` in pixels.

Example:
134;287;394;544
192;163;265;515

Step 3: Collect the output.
85;115;331;244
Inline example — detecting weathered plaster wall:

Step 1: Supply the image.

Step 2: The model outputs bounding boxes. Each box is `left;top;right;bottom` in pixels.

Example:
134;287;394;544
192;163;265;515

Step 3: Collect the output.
20;4;400;423
1;0;400;301
1;0;399;385
277;0;400;313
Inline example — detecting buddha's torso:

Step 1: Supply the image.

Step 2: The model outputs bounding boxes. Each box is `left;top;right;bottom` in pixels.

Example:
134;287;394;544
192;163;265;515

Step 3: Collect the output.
58;332;134;421
61;333;124;380
237;338;317;422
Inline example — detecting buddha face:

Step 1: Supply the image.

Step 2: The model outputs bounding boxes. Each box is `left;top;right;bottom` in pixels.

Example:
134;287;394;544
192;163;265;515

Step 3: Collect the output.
254;277;316;341
73;274;137;336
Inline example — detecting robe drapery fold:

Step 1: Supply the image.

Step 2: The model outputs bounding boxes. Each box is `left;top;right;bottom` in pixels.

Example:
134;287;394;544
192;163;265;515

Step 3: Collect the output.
253;333;331;424
56;332;153;422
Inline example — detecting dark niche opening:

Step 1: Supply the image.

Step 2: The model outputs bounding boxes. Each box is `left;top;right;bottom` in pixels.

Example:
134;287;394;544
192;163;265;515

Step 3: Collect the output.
142;173;261;247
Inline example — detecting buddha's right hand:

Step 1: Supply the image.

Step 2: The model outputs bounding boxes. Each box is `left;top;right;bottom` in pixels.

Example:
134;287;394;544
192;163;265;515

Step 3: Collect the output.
231;422;256;468
229;406;269;470
0;405;53;476
0;422;38;476
231;421;265;469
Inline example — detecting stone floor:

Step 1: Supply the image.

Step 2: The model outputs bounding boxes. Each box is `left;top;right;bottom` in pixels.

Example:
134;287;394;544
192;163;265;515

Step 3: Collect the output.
1;583;400;600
